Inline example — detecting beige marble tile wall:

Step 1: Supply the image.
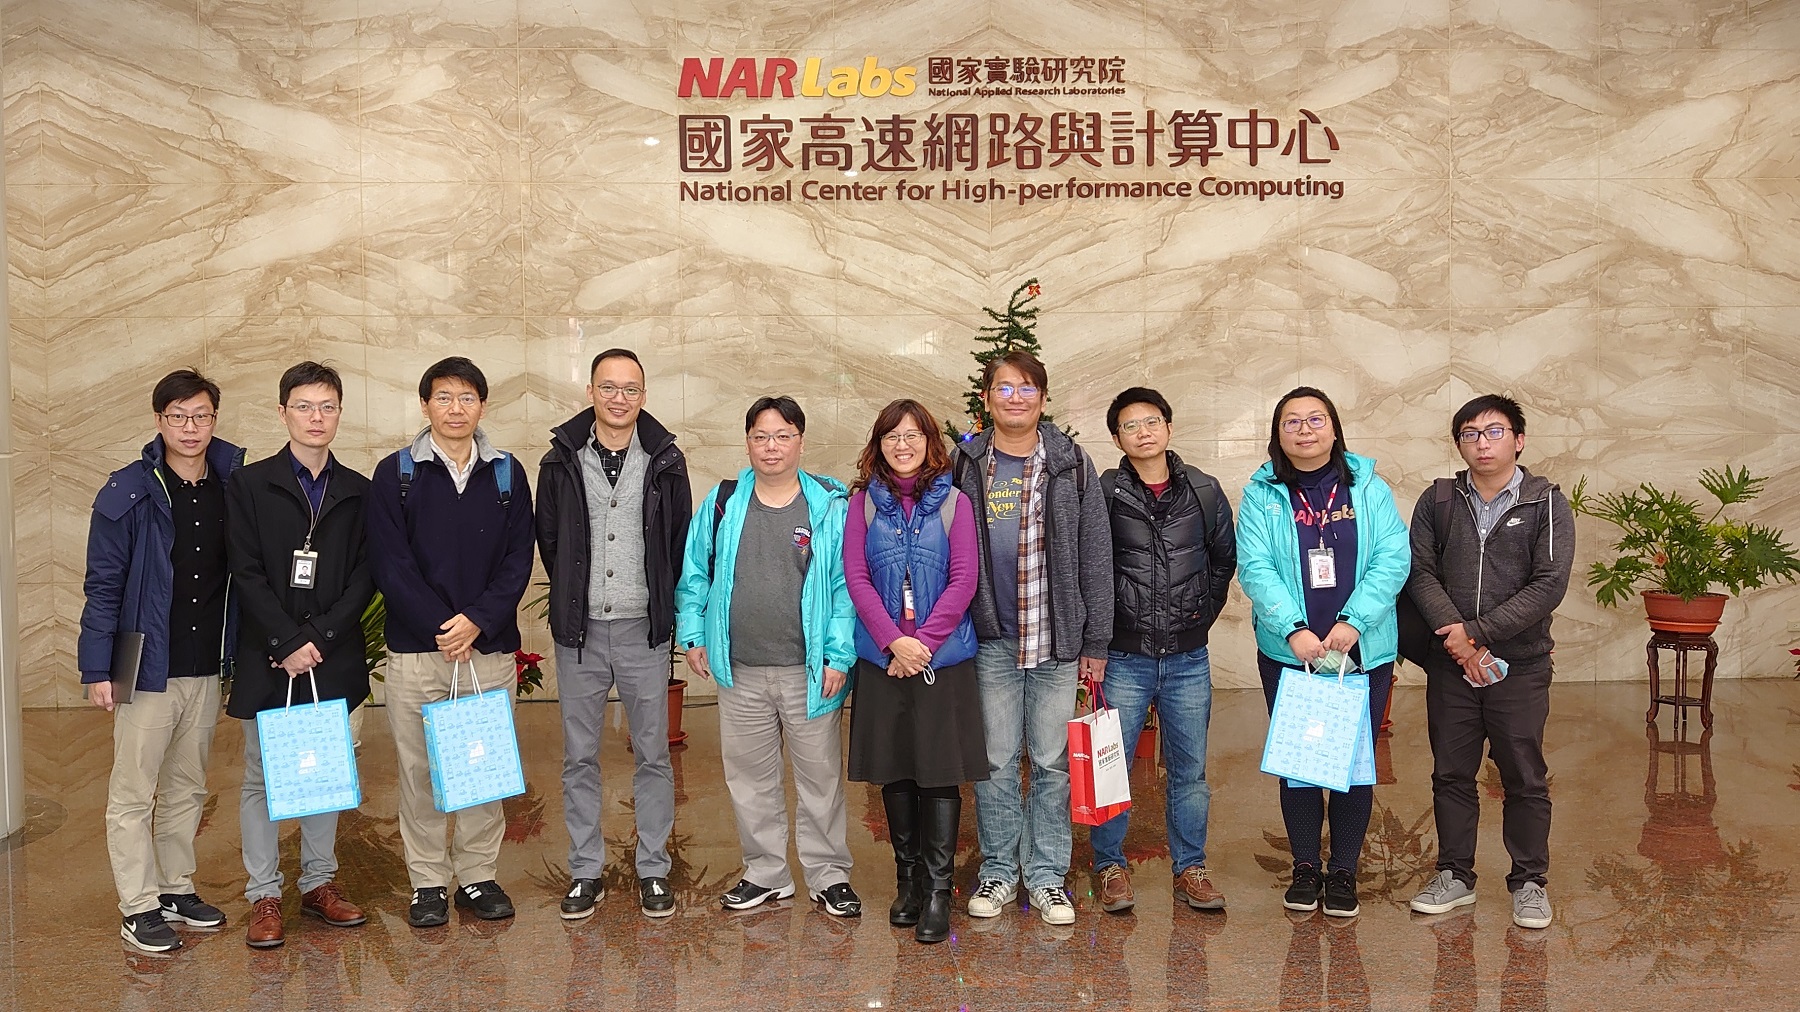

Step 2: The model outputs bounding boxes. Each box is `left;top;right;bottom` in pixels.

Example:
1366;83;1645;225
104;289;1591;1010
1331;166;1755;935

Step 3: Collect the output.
4;1;1797;705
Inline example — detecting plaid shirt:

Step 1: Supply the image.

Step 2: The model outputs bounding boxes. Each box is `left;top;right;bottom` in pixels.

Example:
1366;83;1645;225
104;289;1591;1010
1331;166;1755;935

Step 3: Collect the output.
990;442;1051;668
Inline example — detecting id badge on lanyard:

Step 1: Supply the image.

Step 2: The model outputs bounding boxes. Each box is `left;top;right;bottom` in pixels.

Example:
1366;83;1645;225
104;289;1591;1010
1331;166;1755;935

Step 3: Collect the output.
1307;547;1337;589
902;573;916;621
1302;481;1340;589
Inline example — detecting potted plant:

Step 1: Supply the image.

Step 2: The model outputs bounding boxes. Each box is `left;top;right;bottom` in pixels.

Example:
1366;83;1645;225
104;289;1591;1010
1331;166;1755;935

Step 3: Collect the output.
1570;466;1800;634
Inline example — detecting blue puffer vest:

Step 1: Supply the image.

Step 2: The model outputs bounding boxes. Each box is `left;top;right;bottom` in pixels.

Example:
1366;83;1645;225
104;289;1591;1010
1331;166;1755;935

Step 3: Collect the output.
852;474;978;669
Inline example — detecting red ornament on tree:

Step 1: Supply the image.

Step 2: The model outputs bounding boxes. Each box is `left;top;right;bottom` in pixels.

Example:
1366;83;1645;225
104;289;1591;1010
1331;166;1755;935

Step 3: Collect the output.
1027;282;1042;297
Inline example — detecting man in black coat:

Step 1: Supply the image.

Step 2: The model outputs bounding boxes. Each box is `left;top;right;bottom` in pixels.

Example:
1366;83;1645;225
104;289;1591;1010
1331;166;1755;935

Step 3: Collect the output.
226;361;376;949
535;348;692;919
1090;387;1237;916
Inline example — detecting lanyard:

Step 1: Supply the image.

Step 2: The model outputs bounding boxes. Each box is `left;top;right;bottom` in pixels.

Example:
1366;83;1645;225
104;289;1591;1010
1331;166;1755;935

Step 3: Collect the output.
299;470;331;551
1297;480;1339;546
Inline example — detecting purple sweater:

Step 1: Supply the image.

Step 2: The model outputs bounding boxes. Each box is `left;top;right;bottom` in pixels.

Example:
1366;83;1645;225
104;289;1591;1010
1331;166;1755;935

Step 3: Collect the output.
844;475;980;655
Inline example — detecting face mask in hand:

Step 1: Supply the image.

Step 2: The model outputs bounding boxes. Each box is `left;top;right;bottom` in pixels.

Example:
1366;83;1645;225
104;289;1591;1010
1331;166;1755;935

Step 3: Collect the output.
1468;651;1509;688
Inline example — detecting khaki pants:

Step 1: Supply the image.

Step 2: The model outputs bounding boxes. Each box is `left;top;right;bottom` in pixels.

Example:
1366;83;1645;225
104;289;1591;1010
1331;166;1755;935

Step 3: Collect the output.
717;663;851;895
384;650;515;890
106;675;221;916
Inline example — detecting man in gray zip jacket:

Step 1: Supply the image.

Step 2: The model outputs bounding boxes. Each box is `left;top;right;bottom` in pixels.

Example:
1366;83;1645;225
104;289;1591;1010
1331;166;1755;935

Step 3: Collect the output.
950;350;1113;926
1403;395;1575;931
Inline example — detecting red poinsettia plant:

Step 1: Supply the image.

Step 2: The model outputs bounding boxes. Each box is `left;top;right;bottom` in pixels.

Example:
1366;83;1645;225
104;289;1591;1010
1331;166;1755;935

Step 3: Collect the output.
514;650;545;697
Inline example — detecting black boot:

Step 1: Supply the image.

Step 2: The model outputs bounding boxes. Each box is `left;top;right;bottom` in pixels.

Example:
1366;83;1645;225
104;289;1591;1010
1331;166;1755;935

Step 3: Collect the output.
916;793;961;944
883;785;923;926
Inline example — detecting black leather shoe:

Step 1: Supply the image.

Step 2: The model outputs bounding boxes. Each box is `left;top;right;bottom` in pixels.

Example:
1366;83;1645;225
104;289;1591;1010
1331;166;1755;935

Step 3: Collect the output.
561;879;603;920
640;877;675;918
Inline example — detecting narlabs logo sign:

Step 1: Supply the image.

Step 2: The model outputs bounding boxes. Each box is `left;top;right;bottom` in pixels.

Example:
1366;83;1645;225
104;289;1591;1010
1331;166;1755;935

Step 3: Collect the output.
678;57;918;99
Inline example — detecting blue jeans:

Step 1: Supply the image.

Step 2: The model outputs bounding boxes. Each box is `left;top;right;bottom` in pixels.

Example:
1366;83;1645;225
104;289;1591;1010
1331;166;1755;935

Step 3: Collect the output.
1089;646;1215;873
973;639;1078;889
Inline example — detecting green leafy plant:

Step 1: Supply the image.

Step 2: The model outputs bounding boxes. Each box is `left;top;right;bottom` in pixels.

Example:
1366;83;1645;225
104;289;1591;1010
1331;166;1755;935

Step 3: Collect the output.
1570;466;1800;605
362;593;389;680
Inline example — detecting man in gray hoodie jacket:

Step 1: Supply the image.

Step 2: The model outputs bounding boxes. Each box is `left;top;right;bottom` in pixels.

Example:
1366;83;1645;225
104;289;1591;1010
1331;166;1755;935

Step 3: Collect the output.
1403;395;1575;931
951;351;1113;926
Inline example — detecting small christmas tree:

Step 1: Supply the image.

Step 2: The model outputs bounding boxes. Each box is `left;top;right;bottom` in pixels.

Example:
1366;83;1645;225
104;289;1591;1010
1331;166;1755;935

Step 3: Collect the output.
946;278;1057;440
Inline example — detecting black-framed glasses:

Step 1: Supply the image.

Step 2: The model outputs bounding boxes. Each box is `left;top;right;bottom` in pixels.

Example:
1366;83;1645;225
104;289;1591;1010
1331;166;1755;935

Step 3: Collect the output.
160;411;217;429
1455;425;1514;444
1280;413;1329;434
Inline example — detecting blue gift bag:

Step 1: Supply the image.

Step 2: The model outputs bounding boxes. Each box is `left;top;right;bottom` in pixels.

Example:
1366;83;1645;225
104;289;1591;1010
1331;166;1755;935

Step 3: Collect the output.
257;670;362;821
1260;660;1370;795
423;659;525;814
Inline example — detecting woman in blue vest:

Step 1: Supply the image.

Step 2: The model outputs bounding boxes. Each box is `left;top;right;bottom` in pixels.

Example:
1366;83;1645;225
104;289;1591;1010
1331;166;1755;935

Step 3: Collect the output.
1237;386;1411;919
844;399;985;944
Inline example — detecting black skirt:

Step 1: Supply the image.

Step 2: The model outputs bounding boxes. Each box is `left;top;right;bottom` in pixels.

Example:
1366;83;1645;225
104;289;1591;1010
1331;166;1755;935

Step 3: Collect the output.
846;657;988;788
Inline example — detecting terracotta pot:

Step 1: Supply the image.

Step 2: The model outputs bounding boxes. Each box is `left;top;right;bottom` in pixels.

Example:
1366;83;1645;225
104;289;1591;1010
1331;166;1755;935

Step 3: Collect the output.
1642;591;1727;635
667;678;689;745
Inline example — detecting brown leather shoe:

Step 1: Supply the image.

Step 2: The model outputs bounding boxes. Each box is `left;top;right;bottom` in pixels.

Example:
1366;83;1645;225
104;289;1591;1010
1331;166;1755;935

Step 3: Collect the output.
301;882;367;927
1175;866;1227;910
246;897;285;949
1097;864;1135;913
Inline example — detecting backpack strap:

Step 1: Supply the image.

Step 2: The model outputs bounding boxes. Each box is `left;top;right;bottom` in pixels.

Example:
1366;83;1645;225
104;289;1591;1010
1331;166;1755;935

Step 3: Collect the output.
494;451;513;507
398;448;415;505
708;479;738;578
1184;465;1219;546
1431;476;1454;559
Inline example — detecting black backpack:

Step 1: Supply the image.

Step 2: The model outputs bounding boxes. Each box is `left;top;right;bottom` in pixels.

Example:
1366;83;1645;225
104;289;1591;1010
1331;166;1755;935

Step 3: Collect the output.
1396;477;1454;667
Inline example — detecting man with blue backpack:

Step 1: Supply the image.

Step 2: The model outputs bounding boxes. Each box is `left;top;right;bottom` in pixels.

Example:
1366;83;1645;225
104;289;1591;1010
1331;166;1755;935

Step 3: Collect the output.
367;356;535;929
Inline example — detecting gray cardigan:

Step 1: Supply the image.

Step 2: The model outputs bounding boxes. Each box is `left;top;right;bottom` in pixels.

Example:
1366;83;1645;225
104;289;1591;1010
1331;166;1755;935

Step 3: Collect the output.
1404;467;1576;667
952;423;1115;662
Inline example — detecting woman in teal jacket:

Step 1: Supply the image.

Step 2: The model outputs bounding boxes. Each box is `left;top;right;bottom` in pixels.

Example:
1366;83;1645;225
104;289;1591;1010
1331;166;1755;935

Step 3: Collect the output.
1237;386;1411;920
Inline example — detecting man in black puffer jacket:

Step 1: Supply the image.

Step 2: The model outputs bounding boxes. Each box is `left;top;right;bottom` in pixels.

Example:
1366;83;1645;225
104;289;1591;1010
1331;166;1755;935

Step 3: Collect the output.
1089;387;1237;916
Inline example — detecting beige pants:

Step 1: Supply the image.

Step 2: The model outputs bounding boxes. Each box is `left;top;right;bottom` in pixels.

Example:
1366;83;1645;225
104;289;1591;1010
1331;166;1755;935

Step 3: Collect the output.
106;675;222;916
385;650;515;890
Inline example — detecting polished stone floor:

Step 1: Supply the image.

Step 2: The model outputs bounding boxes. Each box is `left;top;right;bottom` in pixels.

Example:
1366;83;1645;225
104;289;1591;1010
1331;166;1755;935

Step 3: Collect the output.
3;679;1797;1011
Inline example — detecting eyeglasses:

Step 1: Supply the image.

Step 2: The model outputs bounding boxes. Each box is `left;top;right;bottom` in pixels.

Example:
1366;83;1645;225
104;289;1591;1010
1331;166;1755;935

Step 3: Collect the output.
160;412;217;429
284;402;341;417
1118;416;1166;436
882;430;928;446
1280;414;1330;434
991;383;1040;400
1456;425;1514;444
748;432;801;447
595;384;644;400
429;393;481;408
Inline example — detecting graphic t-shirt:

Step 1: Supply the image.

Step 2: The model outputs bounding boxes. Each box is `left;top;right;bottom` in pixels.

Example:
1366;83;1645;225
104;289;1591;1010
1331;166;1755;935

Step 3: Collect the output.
986;450;1026;639
1288;463;1359;640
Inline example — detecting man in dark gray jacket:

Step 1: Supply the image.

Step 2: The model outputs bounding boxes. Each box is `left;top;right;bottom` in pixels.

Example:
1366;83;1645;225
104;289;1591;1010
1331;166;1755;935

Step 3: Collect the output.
951;350;1113;926
1403;395;1574;931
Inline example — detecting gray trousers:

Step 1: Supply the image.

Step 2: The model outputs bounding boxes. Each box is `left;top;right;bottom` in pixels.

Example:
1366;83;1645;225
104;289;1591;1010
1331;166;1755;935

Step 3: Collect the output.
557;616;675;879
716;662;851;894
239;717;340;902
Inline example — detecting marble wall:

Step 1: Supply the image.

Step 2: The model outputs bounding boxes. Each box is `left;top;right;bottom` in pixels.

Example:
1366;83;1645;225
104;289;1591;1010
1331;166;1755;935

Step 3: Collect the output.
4;0;1798;706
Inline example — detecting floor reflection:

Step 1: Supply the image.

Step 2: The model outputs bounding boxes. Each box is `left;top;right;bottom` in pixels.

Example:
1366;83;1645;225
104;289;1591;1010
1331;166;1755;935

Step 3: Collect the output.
1582;724;1793;983
10;681;1800;1010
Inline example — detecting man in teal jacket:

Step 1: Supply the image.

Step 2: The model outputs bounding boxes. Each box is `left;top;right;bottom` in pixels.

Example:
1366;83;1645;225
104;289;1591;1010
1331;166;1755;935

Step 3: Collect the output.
676;395;861;916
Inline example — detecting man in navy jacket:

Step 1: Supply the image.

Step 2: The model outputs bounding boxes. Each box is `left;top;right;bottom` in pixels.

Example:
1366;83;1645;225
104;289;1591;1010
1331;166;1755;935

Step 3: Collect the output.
80;369;244;953
367;357;535;929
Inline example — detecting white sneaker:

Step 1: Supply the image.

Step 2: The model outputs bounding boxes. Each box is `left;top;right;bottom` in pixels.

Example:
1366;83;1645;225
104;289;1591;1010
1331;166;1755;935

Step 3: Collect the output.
967;879;1017;918
1029;886;1076;926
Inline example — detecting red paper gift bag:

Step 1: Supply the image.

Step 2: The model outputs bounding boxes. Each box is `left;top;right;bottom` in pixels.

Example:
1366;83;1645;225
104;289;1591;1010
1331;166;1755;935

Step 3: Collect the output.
1069;686;1132;827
